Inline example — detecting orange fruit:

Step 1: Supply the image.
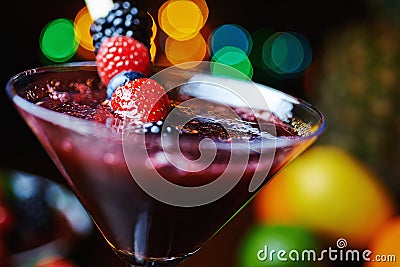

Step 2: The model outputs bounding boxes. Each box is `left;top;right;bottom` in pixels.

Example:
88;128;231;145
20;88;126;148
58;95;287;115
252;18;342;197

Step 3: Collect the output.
363;216;400;267
253;145;396;248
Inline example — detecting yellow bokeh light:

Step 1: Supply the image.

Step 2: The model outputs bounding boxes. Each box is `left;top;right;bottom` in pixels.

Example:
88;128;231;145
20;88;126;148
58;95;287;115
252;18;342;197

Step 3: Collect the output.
159;0;206;41
192;0;208;27
149;12;157;61
150;39;157;62
149;12;157;42
74;6;95;52
165;33;207;66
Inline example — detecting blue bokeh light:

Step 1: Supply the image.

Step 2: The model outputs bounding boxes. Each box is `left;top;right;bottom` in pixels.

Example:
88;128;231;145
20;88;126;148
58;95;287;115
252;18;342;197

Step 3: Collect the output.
209;24;253;57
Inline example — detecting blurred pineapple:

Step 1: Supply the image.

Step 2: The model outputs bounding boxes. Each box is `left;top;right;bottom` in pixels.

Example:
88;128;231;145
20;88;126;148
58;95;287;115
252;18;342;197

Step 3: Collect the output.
307;0;400;199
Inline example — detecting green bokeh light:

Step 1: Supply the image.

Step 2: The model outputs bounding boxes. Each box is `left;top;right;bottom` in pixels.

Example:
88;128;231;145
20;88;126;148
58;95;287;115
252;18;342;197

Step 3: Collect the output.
271;32;304;73
40;18;78;62
262;32;312;75
211;46;253;79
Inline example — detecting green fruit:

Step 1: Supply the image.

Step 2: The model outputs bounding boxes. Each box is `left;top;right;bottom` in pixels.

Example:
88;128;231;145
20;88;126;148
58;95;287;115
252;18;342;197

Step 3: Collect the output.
238;224;318;267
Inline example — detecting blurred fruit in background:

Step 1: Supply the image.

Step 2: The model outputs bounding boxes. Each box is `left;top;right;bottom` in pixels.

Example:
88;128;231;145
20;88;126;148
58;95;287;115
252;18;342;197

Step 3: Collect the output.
238;224;319;267
0;168;93;267
363;216;400;267
306;0;400;199
34;256;78;267
253;145;396;249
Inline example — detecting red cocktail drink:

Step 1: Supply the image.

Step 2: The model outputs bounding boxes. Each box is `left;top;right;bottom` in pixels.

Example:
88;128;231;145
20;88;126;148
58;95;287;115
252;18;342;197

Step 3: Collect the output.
6;62;325;266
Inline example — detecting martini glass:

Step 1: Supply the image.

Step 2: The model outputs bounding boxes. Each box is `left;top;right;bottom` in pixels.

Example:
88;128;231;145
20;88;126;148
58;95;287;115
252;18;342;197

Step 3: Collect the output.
6;61;325;267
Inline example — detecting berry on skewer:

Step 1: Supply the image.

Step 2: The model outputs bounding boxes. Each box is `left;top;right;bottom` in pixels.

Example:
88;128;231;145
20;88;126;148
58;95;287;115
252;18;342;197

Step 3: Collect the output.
107;70;145;99
90;0;153;54
96;35;151;87
85;0;153;85
110;78;170;122
85;0;170;122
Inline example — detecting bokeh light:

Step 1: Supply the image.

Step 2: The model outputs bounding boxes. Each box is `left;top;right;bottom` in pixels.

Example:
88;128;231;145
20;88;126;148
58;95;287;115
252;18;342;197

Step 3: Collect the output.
249;28;274;70
150;39;157;62
262;31;312;75
165;33;207;65
40;18;78;62
209;24;253;57
290;31;313;73
149;13;158;61
211;46;253;79
39;1;313;82
150;13;158;42
74;7;95;52
156;0;209;66
191;0;209;26
158;0;208;41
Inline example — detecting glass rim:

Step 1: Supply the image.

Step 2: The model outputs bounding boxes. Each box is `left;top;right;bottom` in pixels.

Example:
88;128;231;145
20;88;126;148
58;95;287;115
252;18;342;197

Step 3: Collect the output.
6;61;326;146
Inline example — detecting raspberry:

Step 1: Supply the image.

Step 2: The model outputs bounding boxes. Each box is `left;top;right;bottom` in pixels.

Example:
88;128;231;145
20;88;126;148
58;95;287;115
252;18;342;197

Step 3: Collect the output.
95;35;151;86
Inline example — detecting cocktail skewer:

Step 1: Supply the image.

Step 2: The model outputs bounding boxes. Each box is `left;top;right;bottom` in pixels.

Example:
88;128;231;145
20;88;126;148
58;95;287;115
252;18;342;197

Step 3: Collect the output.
84;0;114;20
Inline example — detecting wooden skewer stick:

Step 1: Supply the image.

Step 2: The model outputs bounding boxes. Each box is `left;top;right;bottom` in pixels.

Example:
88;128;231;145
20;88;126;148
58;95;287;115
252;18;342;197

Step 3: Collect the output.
84;0;114;20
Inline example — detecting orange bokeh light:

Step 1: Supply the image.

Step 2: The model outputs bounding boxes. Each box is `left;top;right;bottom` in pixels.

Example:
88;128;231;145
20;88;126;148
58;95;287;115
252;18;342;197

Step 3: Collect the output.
165;33;207;65
74;6;95;53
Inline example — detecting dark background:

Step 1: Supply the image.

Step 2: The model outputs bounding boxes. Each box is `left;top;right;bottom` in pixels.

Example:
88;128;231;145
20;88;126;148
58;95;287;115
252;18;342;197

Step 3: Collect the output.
0;1;372;266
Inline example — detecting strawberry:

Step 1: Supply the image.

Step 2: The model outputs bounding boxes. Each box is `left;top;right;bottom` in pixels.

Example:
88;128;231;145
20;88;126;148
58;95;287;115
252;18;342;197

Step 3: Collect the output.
95;36;151;86
110;78;170;122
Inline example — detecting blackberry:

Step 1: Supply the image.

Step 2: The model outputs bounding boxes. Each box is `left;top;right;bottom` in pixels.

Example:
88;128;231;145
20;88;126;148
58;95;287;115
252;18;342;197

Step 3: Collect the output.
90;0;153;54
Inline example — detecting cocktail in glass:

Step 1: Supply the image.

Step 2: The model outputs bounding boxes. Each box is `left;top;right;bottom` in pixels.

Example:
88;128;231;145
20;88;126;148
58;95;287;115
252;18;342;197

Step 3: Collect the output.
6;61;325;267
